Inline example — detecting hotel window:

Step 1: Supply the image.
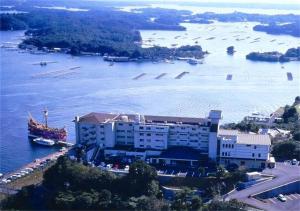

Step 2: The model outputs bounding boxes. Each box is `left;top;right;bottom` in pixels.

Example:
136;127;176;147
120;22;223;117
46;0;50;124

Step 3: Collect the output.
246;144;251;147
118;123;123;126
223;144;225;148
140;139;144;141
225;152;227;156
254;145;257;149
258;153;261;157
139;126;144;129
252;153;255;157
139;133;144;136
222;152;224;156
147;133;151;136
100;125;104;128
140;145;144;147
146;127;151;130
225;144;228;148
129;123;133;126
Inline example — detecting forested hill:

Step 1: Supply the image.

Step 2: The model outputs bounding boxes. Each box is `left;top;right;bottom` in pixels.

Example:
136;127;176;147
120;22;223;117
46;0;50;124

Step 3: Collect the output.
1;8;206;58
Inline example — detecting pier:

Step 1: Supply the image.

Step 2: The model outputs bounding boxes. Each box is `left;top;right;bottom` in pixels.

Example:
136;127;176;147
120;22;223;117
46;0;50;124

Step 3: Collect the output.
133;73;146;80
155;73;167;79
175;71;189;79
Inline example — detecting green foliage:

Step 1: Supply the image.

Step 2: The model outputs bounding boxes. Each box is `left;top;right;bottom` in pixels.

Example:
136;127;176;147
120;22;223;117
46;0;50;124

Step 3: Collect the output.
1;157;167;210
125;160;159;197
222;121;261;133
0;14;27;30
272;141;300;160
204;199;246;211
282;105;299;123
171;187;202;211
0;8;206;58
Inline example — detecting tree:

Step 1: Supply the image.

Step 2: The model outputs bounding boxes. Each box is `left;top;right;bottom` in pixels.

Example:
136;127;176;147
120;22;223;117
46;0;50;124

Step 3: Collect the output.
126;160;158;196
216;166;227;179
198;167;206;177
206;199;246;211
272;141;300;160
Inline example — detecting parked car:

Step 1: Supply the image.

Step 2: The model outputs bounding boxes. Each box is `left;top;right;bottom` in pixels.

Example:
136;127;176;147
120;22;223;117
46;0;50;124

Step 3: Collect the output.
278;194;287;202
24;168;34;173
292;159;297;165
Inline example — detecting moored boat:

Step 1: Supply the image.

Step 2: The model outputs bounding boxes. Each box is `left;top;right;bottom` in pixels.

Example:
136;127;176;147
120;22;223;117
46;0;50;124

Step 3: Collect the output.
32;137;55;146
28;110;67;142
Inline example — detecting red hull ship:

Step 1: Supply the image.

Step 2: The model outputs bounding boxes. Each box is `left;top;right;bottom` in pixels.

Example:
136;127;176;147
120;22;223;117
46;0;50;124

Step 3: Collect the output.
28;110;67;142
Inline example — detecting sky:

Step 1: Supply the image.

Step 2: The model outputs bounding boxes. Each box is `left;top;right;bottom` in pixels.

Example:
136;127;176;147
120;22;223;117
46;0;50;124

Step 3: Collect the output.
111;0;300;5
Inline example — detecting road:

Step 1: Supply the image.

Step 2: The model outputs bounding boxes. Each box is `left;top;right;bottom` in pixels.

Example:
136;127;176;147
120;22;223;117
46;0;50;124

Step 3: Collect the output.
226;162;300;211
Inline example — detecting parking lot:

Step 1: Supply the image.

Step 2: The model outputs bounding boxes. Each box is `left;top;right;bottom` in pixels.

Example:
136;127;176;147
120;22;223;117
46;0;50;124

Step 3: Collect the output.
262;193;300;211
264;193;300;204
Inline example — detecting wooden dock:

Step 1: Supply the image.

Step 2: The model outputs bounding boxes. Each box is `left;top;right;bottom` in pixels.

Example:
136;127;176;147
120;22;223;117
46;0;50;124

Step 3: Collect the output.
155;73;167;79
133;73;146;80
175;72;189;79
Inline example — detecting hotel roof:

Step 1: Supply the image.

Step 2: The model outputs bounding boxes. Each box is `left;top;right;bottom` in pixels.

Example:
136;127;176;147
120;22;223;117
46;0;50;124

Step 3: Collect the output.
237;133;271;145
79;112;208;124
219;129;271;145
219;129;239;136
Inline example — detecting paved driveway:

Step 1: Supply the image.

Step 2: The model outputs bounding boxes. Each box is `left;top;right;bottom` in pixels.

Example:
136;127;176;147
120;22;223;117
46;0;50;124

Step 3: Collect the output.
226;162;300;211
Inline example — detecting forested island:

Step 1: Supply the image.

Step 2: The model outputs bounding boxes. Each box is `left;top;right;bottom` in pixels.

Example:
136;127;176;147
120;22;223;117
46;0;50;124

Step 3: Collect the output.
246;47;300;62
1;0;300;60
0;6;207;60
253;22;300;37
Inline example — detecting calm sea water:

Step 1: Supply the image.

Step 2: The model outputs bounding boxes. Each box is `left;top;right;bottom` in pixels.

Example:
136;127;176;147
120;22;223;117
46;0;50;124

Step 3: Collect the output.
1;20;299;173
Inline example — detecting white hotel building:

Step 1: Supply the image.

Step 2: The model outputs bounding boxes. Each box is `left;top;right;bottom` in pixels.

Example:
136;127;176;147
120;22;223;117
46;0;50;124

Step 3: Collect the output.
74;110;272;169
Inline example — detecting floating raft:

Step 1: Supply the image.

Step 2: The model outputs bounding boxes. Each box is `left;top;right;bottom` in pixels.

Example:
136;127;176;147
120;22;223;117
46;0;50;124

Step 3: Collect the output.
226;74;233;80
69;66;81;70
287;72;293;81
31;67;79;78
175;72;189;79
155;73;167;79
133;73;146;80
206;37;215;40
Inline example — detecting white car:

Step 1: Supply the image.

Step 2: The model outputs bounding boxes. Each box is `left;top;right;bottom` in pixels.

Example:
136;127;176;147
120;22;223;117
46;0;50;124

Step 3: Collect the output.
1;179;8;184
24;168;34;172
292;159;297;165
278;194;287;202
20;170;29;175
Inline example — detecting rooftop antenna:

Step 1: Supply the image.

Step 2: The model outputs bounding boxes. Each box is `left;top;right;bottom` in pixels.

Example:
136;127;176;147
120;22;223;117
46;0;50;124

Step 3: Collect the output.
43;108;48;128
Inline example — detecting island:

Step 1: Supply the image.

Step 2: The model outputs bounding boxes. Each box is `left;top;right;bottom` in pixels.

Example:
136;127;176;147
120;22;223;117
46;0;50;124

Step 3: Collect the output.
0;7;207;60
253;22;300;37
246;47;300;62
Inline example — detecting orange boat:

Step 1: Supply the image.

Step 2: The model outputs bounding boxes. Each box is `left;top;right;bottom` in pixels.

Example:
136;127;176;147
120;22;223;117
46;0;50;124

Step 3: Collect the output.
28;110;67;142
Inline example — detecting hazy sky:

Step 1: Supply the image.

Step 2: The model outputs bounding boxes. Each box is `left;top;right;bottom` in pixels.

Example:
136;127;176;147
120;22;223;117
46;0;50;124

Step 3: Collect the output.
121;0;300;4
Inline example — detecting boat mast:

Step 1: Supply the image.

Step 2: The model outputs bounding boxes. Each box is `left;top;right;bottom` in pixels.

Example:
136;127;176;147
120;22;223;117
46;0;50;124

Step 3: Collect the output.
43;109;48;128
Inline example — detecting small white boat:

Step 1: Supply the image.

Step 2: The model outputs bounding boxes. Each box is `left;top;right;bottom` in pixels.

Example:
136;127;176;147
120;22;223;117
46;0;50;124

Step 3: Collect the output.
33;137;55;146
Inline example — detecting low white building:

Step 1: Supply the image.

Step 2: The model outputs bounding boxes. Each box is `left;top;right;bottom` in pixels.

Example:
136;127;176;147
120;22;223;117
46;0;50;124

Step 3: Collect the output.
219;130;271;169
74;110;271;169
